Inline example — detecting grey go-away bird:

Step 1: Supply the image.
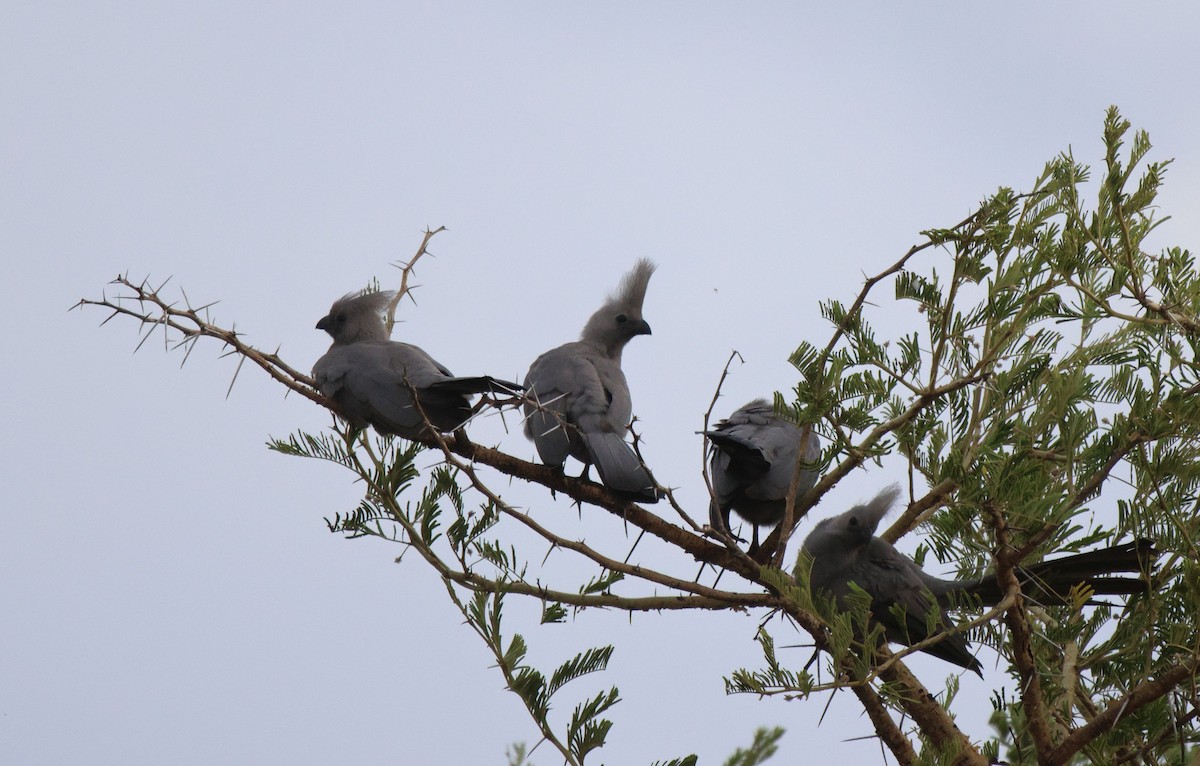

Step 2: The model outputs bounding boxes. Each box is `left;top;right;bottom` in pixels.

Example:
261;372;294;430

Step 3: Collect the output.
705;399;821;551
523;259;658;502
801;486;1155;674
313;289;522;439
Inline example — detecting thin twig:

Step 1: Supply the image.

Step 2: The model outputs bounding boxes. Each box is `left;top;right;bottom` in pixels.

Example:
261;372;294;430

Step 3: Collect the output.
386;226;446;333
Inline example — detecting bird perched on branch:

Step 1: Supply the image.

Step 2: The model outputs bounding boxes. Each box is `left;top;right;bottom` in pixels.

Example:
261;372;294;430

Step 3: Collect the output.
801;486;1155;674
705;399;821;552
312;289;522;439
523;260;659;502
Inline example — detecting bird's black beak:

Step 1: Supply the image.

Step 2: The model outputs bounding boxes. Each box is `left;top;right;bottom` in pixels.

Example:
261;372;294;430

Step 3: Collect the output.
635;320;652;336
316;316;331;332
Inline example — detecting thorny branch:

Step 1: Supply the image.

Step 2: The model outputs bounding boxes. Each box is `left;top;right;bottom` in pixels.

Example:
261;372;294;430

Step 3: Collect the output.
75;254;993;763
1046;657;1200;766
698;350;764;566
75;273;322;405
881;478;957;543
78;175;1193;764
73;246;1016;765
385;225;446;333
77;261;994;759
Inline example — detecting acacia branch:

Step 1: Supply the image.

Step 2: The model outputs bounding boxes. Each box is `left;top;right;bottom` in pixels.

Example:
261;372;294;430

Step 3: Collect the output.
1047;654;1200;766
820;207;993;360
429;428;769;605
1111;703;1200;765
445;568;778;611
881;478;957;543
849;683;920;766
384;226;446;332
876;660;987;764
987;502;1056;762
443;585;580;766
346;437;779;611
753;372;988;562
75;275;322;404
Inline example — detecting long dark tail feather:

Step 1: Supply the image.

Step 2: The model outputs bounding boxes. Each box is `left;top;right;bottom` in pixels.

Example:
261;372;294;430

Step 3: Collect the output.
1027;539;1155;577
1072;577;1152;596
430;376;525;396
965;539;1156;604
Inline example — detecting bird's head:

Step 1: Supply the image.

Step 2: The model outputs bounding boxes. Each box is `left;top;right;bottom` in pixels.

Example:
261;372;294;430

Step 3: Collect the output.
580;259;656;355
317;289;394;344
803;485;901;558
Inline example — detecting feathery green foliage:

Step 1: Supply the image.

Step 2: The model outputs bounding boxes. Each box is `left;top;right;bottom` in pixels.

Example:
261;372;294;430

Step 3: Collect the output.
724;107;1200;762
720;727;784;766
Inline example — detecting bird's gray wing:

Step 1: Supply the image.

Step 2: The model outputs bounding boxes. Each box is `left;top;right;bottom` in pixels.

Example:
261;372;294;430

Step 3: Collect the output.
705;402;777;514
523;343;654;499
313;341;489;436
700;429;768;513
704;426;770;532
313;343;423;435
379;342;524;398
582;354;632;433
705;429;770;496
384;342;456;386
313;347;369;426
524;342;620;457
749;420;820;503
523;344;594;467
706;405;820;531
713;400;820;503
385;343;497;432
573;350;654;499
856;540;981;673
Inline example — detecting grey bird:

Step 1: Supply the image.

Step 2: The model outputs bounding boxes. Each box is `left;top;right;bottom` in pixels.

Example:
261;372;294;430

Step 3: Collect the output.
801;486;1155;674
705;399;821;551
313;289;522;438
523;259;658;502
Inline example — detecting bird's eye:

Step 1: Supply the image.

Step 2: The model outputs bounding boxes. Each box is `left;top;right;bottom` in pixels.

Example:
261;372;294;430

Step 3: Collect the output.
615;314;628;324
848;517;858;527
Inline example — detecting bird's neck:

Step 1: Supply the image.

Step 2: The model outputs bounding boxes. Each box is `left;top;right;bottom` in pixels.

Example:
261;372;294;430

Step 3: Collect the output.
342;327;389;344
582;336;623;361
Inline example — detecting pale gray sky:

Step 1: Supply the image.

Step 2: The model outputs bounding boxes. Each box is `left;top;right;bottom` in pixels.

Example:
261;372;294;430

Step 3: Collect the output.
4;3;1200;764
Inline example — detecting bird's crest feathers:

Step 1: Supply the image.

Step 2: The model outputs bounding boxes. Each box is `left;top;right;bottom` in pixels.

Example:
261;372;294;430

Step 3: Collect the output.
579;259;657;355
319;288;396;344
331;289;395;318
611;258;656;312
811;484;901;544
859;484;902;531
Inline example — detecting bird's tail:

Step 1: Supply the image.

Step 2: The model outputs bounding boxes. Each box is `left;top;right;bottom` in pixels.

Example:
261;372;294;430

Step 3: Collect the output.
703;430;770;475
430;376;525;397
964;539;1156;605
583;431;659;503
